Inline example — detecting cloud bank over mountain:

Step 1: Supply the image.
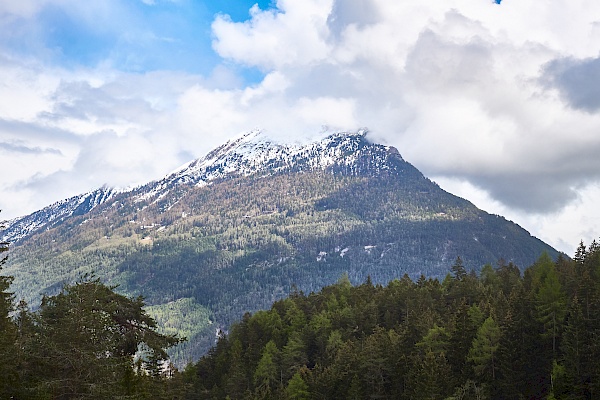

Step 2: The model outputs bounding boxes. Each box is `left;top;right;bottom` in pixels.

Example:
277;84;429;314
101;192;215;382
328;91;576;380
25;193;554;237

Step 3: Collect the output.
1;0;600;253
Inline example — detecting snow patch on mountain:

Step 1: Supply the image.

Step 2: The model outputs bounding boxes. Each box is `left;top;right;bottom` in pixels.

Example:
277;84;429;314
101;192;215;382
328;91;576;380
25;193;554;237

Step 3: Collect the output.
1;186;117;244
162;128;401;188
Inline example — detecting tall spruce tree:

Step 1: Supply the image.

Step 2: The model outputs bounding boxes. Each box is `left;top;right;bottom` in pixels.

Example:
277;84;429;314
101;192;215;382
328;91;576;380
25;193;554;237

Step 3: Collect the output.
559;296;588;398
285;371;310;400
253;340;281;398
468;316;501;384
0;213;18;397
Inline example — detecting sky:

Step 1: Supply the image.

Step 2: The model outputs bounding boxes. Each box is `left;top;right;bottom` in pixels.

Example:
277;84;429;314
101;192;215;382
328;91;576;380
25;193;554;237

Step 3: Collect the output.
1;0;600;256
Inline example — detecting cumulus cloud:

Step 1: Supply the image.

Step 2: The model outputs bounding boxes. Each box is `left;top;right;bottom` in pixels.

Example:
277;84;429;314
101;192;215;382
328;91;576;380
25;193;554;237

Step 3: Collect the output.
207;0;600;252
212;0;334;70
327;0;380;37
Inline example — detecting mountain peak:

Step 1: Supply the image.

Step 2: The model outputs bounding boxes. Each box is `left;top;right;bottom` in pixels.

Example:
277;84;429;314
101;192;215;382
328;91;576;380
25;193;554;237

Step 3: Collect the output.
2;127;560;367
165;128;399;187
230;127;368;146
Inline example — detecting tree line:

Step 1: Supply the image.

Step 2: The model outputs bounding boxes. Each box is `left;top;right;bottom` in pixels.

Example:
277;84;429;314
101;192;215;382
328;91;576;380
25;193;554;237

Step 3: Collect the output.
184;242;600;400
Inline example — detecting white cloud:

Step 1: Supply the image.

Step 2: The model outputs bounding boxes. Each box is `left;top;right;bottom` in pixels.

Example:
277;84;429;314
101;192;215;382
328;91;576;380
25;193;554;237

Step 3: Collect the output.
212;0;334;70
296;97;357;129
0;1;53;18
430;176;598;255
174;85;246;148
0;57;59;121
211;0;600;251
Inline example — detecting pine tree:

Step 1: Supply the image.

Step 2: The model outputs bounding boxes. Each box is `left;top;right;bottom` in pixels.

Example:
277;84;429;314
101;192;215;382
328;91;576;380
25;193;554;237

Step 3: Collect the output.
574;241;587;266
494;310;522;399
346;373;362;400
360;327;394;397
0;221;11;322
560;296;590;398
23;279;182;399
225;339;249;398
407;349;452;400
282;333;309;380
254;340;281;396
535;266;566;356
451;256;467;281
447;301;480;389
468;316;501;383
286;371;310;400
0;215;17;398
496;285;552;398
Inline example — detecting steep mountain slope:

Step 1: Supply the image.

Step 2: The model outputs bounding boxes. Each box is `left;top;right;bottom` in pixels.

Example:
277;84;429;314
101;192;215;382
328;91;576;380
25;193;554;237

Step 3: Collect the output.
2;186;116;244
1;130;559;364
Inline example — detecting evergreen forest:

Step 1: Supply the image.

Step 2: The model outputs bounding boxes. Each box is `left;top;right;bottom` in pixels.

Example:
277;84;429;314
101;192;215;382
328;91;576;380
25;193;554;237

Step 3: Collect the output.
183;245;600;400
2;235;600;399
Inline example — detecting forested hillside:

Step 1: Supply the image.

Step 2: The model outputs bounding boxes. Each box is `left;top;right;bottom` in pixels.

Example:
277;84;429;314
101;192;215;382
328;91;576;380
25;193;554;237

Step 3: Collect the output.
1;131;560;364
184;242;600;400
1;212;184;398
1;240;594;399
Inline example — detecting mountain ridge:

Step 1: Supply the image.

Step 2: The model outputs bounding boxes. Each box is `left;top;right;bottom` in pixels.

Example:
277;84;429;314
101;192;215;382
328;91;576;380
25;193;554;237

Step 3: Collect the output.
1;186;117;244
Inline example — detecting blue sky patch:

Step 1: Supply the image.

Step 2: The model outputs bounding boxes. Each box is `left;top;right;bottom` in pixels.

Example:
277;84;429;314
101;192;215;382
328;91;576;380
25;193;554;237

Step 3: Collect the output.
7;0;272;83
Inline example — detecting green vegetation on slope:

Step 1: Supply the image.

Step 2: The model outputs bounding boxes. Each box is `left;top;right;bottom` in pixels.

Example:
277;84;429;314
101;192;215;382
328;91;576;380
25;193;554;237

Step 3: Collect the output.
5;171;559;365
145;298;214;366
185;242;600;400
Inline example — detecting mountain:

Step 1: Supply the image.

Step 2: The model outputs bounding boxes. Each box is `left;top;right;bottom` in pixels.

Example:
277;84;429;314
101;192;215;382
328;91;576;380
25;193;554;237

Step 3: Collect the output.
0;129;560;364
1;186;117;244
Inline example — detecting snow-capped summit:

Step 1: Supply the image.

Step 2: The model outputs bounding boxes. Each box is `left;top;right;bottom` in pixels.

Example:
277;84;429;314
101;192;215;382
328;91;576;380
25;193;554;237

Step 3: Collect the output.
163;128;404;187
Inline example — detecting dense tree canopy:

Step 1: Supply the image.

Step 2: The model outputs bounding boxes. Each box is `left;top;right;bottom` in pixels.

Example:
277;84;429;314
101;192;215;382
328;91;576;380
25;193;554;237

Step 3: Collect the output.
0;275;184;399
183;244;600;400
0;213;17;397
